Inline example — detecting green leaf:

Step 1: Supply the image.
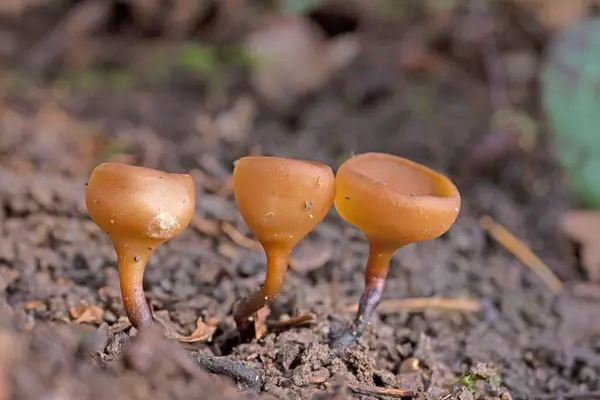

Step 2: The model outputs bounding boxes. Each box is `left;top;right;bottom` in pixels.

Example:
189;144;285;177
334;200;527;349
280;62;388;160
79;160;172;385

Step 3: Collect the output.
489;375;501;392
541;18;600;210
462;375;475;393
179;44;219;73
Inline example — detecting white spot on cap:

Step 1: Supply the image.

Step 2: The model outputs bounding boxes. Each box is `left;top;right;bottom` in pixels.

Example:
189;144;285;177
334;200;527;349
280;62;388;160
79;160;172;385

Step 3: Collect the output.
147;212;180;239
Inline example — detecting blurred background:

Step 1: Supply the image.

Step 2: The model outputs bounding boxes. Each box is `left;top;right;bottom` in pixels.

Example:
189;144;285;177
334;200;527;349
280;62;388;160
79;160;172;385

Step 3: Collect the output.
2;1;600;399
0;0;598;210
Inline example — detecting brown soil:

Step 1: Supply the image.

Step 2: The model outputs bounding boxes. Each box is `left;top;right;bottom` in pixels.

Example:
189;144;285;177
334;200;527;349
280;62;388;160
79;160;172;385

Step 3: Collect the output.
1;1;599;399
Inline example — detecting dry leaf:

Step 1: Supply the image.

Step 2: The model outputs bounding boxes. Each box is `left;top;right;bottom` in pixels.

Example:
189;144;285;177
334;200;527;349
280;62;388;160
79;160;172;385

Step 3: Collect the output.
75;305;104;324
24;301;46;313
561;210;600;282
69;302;89;320
154;310;216;343
178;318;217;343
561;211;600;244
254;307;271;340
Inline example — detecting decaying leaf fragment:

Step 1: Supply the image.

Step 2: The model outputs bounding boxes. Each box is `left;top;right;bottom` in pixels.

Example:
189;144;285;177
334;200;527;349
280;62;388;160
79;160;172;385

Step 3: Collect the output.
561;210;600;281
154;310;216;343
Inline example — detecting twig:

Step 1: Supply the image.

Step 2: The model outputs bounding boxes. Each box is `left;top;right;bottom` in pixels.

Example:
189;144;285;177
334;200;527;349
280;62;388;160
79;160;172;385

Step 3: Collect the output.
344;297;481;314
187;351;262;391
221;221;261;251
266;312;316;330
479;215;563;294
348;384;416;399
190;215;220;236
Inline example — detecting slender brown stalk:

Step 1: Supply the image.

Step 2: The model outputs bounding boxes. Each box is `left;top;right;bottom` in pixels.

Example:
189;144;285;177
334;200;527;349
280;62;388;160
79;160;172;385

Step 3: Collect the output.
233;248;289;340
330;244;394;352
117;247;153;329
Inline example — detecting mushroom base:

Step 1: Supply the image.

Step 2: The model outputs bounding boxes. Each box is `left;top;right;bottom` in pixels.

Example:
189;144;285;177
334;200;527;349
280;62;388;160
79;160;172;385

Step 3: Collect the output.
330;243;393;354
329;277;385;353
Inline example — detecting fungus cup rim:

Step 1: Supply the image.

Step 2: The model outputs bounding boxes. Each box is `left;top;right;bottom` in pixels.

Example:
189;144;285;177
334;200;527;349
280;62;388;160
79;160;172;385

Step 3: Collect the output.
337;152;460;203
234;156;333;176
335;152;461;245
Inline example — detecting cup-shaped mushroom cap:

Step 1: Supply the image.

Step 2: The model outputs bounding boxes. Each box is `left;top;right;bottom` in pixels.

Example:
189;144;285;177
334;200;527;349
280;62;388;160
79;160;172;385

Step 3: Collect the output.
85;163;195;250
233;156;335;250
335;153;460;247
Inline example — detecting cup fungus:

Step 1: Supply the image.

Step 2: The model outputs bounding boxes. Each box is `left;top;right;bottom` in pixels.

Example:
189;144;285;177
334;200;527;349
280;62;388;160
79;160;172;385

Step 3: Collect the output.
330;153;461;350
85;163;195;329
232;156;335;340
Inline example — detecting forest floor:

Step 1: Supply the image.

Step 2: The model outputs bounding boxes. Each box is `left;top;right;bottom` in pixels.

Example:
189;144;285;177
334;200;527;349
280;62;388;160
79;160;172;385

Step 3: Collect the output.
1;1;599;399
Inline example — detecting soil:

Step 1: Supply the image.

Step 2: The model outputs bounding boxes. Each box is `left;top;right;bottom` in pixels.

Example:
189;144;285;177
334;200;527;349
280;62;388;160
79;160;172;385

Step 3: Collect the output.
1;1;599;399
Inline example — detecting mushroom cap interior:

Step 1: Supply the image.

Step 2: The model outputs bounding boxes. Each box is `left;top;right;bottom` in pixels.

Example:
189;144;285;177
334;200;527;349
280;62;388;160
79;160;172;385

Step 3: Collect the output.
334;153;461;247
233;156;335;250
85;163;195;248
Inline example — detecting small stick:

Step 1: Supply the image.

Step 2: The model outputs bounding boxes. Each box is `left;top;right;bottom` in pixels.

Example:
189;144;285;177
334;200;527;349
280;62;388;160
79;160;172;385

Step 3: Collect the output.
345;297;481;314
266;312;316;330
479;216;563;294
348;384;415;399
187;351;262;391
221;221;261;251
190;215;220;236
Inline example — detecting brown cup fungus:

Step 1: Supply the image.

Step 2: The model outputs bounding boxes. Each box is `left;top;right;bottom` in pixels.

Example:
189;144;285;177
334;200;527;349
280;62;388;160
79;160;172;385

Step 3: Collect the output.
330;153;461;350
85;163;195;329
232;156;335;340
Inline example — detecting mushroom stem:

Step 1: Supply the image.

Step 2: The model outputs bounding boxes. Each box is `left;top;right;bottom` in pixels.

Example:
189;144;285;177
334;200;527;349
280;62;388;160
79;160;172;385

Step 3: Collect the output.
330;243;395;352
233;248;290;340
356;244;394;331
116;243;153;329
